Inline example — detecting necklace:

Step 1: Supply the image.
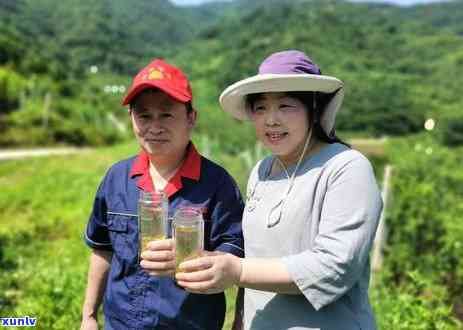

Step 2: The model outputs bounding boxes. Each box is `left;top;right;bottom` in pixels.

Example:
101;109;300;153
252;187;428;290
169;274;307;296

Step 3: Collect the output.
267;129;313;228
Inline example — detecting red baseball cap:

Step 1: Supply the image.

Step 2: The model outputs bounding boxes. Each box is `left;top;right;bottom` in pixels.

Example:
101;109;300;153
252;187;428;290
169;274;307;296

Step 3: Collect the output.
122;59;193;106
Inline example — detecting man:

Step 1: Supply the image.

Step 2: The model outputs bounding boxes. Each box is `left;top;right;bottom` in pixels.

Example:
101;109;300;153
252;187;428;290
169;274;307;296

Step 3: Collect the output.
81;59;244;330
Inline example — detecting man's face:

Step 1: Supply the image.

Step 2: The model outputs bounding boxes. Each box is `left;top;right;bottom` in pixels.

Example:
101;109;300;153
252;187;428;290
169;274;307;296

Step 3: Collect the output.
130;90;196;162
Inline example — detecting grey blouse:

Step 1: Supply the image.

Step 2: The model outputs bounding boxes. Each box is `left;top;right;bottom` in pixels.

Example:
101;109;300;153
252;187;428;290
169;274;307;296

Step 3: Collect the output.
243;143;383;330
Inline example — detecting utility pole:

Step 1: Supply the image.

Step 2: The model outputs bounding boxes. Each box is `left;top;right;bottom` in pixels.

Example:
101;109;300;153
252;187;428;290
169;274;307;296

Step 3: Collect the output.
372;164;393;273
42;92;52;129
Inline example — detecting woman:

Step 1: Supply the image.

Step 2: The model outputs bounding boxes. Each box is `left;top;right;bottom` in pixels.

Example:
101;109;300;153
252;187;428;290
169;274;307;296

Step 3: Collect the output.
176;50;383;330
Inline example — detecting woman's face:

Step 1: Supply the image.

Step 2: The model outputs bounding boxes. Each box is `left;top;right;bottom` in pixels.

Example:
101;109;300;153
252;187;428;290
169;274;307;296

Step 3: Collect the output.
249;92;311;165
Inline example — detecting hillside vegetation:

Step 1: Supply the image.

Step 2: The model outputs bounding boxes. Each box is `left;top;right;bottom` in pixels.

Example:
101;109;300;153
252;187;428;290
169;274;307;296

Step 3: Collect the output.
1;0;462;150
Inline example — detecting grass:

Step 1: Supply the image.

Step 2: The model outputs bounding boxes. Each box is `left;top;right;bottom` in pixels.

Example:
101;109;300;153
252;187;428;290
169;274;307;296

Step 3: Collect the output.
0;143;135;327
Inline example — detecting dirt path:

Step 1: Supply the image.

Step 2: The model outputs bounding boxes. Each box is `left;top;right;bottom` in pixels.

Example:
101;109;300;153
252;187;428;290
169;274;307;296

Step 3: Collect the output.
0;147;91;161
0;138;387;161
349;137;387;156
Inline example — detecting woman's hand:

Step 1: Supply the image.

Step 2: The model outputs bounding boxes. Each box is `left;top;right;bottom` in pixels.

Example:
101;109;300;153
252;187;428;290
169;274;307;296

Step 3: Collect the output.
175;253;242;294
140;239;176;276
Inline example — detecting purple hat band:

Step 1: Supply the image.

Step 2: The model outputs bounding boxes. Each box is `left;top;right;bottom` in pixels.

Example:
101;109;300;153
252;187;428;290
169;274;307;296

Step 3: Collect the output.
258;50;321;75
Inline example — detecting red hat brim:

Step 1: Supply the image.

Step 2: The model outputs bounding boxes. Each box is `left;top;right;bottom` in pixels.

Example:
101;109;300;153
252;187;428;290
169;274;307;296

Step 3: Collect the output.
122;81;191;106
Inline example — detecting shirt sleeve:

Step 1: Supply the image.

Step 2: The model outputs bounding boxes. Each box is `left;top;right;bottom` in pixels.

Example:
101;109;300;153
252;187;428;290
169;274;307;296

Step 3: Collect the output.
281;156;383;310
84;175;113;251
209;171;245;258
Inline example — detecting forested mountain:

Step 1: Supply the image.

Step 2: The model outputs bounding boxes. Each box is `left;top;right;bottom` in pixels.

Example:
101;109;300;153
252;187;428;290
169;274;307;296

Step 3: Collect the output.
0;0;462;149
175;0;463;148
0;0;220;146
0;0;220;77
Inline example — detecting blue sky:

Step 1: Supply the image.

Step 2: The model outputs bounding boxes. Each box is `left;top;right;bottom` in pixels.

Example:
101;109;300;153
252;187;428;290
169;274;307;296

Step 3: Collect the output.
171;0;451;6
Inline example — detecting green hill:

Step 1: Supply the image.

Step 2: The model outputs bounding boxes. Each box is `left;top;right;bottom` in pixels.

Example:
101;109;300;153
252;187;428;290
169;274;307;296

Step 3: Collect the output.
0;0;220;146
177;0;463;148
0;0;218;76
1;0;462;150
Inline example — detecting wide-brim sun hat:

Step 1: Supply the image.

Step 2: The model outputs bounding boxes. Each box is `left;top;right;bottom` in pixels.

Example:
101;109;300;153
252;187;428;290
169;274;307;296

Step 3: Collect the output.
219;50;344;136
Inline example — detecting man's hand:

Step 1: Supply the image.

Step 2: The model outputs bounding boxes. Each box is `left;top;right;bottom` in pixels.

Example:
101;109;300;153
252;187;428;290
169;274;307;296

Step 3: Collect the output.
140;239;176;276
80;316;98;330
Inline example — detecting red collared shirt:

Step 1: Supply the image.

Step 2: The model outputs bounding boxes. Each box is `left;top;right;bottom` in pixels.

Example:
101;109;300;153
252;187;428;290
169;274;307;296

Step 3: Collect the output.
129;143;201;197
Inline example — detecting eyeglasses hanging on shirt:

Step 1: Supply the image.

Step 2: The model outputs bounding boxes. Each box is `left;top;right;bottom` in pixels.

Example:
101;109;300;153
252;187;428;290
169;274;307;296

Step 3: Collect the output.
246;129;313;228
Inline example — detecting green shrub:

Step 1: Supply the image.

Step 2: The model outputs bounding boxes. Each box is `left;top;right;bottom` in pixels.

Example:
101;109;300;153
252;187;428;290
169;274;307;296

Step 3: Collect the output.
372;271;462;330
0;67;27;112
440;115;463;147
383;136;463;318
